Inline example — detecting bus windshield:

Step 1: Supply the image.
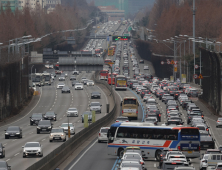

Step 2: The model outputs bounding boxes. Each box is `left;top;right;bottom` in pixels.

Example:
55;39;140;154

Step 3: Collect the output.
124;99;136;105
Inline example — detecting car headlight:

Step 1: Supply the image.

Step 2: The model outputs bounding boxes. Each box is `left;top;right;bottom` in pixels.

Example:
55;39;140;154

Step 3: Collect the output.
16;133;20;135
54;116;56;117
30;119;34;121
48;126;51;129
23;149;26;152
37;127;41;129
5;133;8;135
38;149;41;152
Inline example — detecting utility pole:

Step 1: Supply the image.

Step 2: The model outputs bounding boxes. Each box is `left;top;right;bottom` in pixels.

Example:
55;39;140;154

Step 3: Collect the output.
193;0;196;83
174;41;176;81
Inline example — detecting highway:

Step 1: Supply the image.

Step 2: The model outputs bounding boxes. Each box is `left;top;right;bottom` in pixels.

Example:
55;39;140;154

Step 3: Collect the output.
0;21;122;170
63;23;222;170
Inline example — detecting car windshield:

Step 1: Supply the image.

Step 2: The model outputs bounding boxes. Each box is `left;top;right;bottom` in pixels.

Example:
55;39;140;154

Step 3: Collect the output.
7;126;18;131
25;143;40;147
61;124;74;127
124;99;136;105
197;126;206;130
125;154;141;159
83;112;91;115
92;92;100;95
101;129;109;133
90;103;100;106
45;112;54;115
38;121;50;125
51;129;63;133
32;114;42;118
88;80;93;82
68;108;77;111
75;83;82;85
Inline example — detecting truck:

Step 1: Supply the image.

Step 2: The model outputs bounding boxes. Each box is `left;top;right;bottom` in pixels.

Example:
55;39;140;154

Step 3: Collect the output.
42;73;52;85
32;73;45;87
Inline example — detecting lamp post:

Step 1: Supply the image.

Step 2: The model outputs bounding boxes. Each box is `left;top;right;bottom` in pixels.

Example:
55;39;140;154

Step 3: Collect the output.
0;43;3;59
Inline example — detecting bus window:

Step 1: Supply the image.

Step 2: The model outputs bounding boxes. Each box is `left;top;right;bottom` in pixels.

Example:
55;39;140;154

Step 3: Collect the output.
124;99;136;105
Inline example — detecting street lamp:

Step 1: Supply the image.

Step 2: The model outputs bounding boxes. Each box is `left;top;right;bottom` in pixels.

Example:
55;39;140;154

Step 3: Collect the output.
0;43;3;59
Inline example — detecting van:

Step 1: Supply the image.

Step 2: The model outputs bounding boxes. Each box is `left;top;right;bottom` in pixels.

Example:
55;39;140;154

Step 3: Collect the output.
205;154;222;167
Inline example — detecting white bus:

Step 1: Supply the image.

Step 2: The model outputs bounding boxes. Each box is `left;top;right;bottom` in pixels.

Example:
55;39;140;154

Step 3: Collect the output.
107;122;200;160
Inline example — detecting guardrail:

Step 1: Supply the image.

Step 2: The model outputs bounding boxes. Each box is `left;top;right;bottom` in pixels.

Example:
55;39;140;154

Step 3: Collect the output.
26;76;117;170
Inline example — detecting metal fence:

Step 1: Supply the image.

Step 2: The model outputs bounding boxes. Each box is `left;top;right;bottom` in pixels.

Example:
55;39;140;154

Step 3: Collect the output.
201;48;221;114
26;75;118;170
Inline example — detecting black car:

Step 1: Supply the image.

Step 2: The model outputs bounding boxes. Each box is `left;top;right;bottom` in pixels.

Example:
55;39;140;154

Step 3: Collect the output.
72;80;79;86
43;111;57;121
70;76;76;80
200;134;215;149
91;92;101;99
30;113;43;125
62;86;70;93
158;91;166;100
182;100;193;109
139;59;144;63
83;79;88;85
37;120;53;134
0;143;5;158
0;160;11;170
5;126;22;139
140;89;150;98
129;80;138;89
164;96;174;104
173;91;183;100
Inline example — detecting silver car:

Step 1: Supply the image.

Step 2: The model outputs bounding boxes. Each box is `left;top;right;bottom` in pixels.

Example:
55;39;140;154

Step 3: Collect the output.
22;142;43;158
57;82;65;89
67;108;78;117
89;102;102;113
49;128;66;142
60;123;75;135
216;118;222;128
59;76;65;81
75;83;83;90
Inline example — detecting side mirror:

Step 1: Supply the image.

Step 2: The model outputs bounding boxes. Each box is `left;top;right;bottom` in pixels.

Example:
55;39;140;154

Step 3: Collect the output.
101;105;102;106
120;102;122;106
22;146;24;148
51;123;53;125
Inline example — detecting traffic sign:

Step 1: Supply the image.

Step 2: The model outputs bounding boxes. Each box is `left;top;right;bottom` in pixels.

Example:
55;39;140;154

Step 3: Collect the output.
193;74;198;79
167;61;170;64
174;64;177;68
171;60;174;64
195;65;199;69
174;61;178;64
174;67;177;72
161;61;164;65
107;62;115;65
198;74;203;79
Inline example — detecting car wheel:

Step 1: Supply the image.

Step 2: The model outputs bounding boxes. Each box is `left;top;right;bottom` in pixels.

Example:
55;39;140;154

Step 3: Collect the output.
63;138;66;142
5;136;8;139
20;135;22;139
49;140;52;142
55;118;57;121
23;154;26;158
216;126;218;128
30;122;33;126
82;120;84;123
37;131;40;134
98;140;101;143
40;153;43;157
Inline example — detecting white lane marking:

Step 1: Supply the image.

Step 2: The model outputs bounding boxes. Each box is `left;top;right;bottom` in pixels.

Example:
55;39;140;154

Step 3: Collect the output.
42;139;45;141
68;139;97;170
59;118;62;120
78;120;80;122
0;87;43;128
154;163;156;167
6;159;10;162
3;143;7;146
97;85;108;104
115;90;122;101
12;139;17;142
14;153;20;156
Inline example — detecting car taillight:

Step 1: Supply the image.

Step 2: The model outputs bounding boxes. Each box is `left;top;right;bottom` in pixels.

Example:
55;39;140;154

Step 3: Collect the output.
99;133;101;136
176;106;178;108
189;117;191;119
217;121;219;122
136;111;138;114
178;146;181;150
142;92;144;94
206;128;209;131
202;115;204;118
171;163;177;164
159;114;161;117
116;120;119;122
199;146;201;151
126;120;129;122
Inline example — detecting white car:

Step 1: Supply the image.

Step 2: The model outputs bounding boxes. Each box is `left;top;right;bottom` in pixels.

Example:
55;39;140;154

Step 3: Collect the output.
87;80;94;86
59;76;65;81
22;142;43;158
144;66;149;70
60;123;75;135
75;83;83;90
200;154;209;170
81;77;87;83
67;108;78;117
57;82;65;89
49;128;66;142
98;127;110;143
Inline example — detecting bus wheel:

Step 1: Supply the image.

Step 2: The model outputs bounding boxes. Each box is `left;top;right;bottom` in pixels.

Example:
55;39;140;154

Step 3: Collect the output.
118;148;124;158
155;149;162;161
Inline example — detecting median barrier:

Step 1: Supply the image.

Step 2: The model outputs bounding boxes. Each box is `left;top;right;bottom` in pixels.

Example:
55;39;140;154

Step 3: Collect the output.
26;76;118;170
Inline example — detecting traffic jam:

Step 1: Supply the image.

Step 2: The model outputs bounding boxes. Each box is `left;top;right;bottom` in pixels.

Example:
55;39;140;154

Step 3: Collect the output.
97;37;222;170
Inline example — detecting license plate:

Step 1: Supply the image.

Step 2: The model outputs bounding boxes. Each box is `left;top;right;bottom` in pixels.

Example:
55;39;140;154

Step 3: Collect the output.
94;96;97;97
55;137;60;139
10;135;14;136
204;145;208;147
128;113;132;114
188;151;192;154
42;129;46;131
